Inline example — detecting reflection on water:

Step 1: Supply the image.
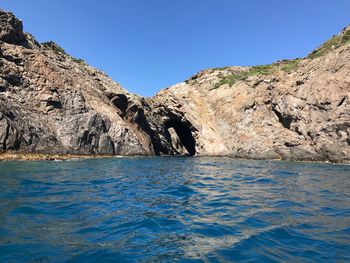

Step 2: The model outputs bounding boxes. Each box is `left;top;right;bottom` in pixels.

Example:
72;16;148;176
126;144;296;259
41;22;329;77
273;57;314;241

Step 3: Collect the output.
0;157;349;262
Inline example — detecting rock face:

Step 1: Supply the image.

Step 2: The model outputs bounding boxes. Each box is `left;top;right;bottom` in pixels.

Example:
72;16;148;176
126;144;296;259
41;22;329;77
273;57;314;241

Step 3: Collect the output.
0;11;25;45
0;10;349;162
0;10;156;155
150;26;350;162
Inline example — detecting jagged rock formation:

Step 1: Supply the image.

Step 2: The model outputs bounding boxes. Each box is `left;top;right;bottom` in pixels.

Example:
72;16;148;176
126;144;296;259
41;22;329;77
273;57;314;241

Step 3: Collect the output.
150;26;350;162
0;10;349;162
0;10;159;155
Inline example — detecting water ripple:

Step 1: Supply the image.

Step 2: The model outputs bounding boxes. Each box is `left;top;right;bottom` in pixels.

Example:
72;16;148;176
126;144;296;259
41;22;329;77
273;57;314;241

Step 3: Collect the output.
0;157;349;262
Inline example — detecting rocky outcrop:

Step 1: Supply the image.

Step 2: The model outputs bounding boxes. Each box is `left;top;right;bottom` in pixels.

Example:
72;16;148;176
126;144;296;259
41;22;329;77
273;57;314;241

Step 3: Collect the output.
0;11;25;45
150;26;350;162
0;10;349;162
0;10;156;156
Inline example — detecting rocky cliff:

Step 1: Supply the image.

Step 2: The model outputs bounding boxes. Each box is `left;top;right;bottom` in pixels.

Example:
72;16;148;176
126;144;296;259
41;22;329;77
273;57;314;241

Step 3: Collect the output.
1;10;349;162
0;10;162;156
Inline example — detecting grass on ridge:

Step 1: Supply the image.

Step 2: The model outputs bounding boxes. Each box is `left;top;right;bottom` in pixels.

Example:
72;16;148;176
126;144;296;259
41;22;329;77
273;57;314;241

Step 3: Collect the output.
212;28;350;89
212;59;301;89
212;65;275;89
279;59;301;72
72;57;86;65
308;29;350;59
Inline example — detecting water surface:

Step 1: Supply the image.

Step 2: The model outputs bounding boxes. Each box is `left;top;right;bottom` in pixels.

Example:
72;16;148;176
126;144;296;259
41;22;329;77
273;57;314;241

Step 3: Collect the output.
0;157;349;262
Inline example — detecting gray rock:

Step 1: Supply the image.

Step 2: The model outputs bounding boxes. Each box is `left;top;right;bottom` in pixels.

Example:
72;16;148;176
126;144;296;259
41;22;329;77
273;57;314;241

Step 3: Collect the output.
0;10;25;44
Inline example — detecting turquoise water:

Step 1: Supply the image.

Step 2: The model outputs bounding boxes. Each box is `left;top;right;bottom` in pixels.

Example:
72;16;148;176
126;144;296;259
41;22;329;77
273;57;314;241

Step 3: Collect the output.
0;157;349;262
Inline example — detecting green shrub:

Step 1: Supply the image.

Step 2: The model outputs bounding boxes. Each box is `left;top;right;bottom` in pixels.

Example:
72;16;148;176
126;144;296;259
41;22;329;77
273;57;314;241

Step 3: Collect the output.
211;28;350;89
213;64;275;89
340;29;350;45
72;57;85;65
279;59;301;72
308;29;350;59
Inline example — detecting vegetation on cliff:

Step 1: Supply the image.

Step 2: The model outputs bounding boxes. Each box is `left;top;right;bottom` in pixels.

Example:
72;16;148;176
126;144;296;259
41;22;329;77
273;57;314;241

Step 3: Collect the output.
212;59;301;89
213;26;350;89
308;27;350;59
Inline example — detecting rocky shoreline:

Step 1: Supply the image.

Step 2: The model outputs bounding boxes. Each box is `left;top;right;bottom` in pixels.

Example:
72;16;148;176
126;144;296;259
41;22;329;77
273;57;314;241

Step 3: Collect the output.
1;153;349;166
0;152;115;161
0;10;349;162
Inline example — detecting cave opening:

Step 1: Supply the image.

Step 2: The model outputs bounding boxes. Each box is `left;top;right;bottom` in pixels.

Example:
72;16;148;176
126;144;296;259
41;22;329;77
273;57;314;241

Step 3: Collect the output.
164;119;196;156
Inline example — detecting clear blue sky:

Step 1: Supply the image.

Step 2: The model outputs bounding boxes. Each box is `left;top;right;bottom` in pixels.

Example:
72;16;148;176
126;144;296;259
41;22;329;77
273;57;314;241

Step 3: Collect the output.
2;1;350;96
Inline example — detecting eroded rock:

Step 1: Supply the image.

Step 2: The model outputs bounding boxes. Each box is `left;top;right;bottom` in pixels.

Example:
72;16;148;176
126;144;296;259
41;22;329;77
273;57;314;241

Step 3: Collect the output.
0;10;25;44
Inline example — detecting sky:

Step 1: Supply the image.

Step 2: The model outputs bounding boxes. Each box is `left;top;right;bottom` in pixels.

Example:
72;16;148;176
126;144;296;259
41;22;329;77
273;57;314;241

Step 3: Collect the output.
1;1;350;97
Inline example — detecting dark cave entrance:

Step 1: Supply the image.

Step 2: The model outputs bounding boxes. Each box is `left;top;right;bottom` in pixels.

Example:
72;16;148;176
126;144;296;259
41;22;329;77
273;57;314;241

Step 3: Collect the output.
164;119;196;156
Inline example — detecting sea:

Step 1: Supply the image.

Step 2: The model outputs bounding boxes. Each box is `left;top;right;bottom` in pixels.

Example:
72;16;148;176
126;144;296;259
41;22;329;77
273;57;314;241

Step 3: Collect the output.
0;157;349;262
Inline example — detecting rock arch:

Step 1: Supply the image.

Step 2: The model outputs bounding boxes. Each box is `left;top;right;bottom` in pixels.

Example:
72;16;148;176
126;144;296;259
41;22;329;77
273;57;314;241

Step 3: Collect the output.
164;118;196;156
